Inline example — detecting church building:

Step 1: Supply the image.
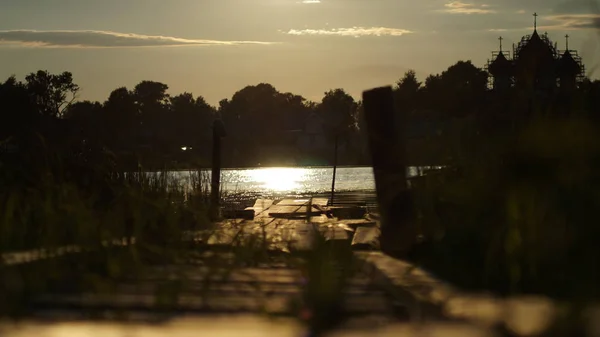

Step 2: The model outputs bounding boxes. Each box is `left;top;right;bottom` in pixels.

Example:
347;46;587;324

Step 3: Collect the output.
485;13;586;93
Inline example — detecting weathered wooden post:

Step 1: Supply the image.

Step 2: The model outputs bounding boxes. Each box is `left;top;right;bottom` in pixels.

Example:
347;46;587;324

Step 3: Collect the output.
362;86;415;257
210;119;227;221
330;134;339;205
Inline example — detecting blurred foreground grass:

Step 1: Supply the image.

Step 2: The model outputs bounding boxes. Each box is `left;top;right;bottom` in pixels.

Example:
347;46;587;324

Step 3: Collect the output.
410;113;600;304
0;143;215;317
0;144;356;337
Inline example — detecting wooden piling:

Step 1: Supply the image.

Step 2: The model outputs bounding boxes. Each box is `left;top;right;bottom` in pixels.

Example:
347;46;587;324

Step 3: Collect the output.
330;135;339;205
210;119;227;221
362;86;415;257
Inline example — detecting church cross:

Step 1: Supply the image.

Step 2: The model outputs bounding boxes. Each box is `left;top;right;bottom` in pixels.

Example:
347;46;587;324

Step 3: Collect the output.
498;36;503;51
565;34;570;50
533;12;538;30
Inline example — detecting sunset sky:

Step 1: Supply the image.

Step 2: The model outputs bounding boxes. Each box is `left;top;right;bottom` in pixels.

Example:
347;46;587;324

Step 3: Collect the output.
0;0;598;105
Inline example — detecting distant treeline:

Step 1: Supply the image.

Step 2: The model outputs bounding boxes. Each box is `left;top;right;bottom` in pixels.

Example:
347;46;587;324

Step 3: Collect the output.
1;61;599;169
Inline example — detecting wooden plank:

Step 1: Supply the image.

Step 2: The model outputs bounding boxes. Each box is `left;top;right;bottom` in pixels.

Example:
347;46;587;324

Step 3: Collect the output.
351;227;380;250
268;204;308;214
320;226;351;241
258;221;287;251
251;199;275;218
311;198;329;207
206;228;241;246
309;215;329;223
266;198;331;219
277;199;310;206
330;206;367;219
290;223;317;251
268;204;331;218
276;198;328;207
268;204;323;219
223;209;255;220
270;212;324;219
271;204;311;212
337;219;377;229
253;199;274;211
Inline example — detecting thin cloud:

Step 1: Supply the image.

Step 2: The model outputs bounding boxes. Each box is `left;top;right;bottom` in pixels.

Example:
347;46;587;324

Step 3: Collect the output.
442;1;495;14
300;0;321;3
0;29;277;48
553;0;599;15
488;14;600;31
285;27;413;37
540;14;600;30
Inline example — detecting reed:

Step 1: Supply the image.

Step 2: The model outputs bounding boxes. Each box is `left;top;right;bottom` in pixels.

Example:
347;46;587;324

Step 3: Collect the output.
410;109;600;303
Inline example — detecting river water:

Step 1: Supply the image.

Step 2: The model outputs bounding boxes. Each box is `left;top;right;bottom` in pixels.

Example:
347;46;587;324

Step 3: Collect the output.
172;166;428;204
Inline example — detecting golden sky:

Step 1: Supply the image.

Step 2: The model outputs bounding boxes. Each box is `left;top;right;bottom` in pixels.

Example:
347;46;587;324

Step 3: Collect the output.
0;0;598;104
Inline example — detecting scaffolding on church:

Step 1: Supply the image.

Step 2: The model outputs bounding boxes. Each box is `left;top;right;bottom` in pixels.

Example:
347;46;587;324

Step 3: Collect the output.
556;48;587;83
485;50;513;89
485;13;587;90
512;32;560;62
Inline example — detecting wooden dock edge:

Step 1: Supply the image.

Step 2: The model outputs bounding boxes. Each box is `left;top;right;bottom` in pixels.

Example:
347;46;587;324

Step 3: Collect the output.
354;251;600;336
354;252;450;321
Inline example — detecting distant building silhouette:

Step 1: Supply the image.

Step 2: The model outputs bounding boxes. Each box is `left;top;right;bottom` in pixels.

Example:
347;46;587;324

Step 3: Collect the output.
486;13;585;93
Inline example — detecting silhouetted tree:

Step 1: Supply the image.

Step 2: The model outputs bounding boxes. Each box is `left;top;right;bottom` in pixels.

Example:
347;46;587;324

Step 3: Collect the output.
0;76;37;141
396;70;421;95
222;83;280;137
421;74;443;112
420;61;488;117
395;70;422;118
354;100;370;164
169;92;215;148
10;60;594;170
131;81;170;153
441;61;488;116
219;83;313;165
133;81;169;109
280;92;313;131
25;70;79;118
64;100;103;146
318;89;358;135
103;87;138;152
317;89;359;164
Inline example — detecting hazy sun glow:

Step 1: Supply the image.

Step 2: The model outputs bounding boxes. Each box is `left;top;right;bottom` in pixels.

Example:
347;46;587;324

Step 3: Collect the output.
2;0;599;106
246;168;308;192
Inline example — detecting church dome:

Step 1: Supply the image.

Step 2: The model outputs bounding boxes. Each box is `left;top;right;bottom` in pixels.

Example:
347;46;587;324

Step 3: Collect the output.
557;50;581;75
516;30;556;62
488;51;512;75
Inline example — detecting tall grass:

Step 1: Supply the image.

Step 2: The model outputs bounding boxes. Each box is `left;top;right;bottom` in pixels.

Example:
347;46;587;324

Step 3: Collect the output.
0;139;358;333
0;168;212;253
410;112;600;303
0;141;216;316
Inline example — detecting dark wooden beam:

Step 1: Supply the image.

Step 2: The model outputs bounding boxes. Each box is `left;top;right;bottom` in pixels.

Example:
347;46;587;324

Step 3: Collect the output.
362;86;416;257
210;119;227;221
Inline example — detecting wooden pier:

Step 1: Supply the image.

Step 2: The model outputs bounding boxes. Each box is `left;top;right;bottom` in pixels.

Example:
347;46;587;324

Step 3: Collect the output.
215;197;380;252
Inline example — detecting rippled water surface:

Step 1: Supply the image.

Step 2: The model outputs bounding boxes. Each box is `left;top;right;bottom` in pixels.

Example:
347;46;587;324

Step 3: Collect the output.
220;167;376;194
171;166;427;200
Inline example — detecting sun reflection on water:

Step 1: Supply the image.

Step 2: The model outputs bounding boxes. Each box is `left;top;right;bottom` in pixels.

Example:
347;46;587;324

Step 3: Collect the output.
245;167;309;192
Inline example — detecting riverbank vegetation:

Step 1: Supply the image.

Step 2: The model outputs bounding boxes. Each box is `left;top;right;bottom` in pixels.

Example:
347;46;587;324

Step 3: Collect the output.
381;42;600;303
0;140;213;315
409;110;600;303
8;62;597;170
0;140;355;332
3;51;600;332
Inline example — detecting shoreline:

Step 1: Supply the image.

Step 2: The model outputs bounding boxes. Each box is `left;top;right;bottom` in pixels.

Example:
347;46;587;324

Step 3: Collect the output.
218;190;379;211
